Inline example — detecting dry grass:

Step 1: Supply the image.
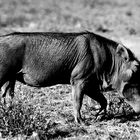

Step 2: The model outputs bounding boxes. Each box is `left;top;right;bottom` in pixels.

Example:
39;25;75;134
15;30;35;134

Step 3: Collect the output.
0;83;140;140
0;0;140;139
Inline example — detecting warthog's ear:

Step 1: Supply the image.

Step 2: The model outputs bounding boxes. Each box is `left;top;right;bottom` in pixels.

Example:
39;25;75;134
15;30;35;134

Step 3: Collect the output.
116;44;129;61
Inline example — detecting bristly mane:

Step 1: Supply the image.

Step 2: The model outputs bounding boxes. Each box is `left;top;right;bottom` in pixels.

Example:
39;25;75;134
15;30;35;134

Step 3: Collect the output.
0;31;90;37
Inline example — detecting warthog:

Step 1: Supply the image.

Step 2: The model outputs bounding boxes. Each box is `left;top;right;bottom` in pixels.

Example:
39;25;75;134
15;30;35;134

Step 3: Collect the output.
0;31;140;123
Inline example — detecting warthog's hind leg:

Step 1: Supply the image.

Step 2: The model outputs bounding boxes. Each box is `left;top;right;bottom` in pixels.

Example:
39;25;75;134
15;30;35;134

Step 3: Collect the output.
1;80;16;106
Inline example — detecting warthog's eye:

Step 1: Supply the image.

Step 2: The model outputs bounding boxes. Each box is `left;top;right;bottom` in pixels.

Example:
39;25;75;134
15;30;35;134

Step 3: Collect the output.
121;69;132;82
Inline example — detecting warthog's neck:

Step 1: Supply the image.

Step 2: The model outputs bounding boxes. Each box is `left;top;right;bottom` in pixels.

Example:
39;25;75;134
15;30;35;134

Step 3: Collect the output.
98;45;124;92
107;52;124;92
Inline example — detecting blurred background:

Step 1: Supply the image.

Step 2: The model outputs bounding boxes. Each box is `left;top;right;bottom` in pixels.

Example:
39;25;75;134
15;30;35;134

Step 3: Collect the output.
0;0;140;37
1;0;139;58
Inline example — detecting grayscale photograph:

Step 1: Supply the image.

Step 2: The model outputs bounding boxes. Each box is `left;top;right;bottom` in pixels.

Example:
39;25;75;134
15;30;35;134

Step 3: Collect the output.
0;0;140;139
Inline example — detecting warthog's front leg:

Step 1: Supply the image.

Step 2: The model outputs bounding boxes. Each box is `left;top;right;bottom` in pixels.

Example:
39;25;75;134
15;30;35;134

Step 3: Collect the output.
84;80;108;120
94;92;108;120
71;80;85;124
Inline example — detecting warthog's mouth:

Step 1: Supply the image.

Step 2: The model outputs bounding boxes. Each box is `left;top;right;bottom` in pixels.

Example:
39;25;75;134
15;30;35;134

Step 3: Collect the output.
122;83;140;113
123;84;140;102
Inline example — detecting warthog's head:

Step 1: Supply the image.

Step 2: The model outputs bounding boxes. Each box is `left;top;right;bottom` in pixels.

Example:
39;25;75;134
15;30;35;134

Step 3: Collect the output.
112;44;140;113
122;63;140;113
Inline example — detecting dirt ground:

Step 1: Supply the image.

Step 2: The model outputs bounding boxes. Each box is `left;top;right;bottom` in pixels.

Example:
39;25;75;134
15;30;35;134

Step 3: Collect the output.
0;0;140;140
